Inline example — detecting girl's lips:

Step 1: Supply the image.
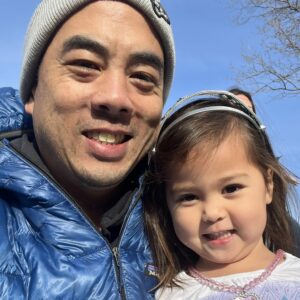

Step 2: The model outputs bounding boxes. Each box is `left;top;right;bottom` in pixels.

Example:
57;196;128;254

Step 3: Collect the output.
203;229;236;241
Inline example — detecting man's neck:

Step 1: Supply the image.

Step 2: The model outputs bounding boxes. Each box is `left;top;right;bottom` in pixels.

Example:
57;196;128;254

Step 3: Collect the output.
67;184;125;228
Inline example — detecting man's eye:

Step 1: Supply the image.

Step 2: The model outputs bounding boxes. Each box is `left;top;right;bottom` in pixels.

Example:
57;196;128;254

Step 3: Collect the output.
130;72;160;94
69;59;99;71
131;72;157;85
222;184;242;194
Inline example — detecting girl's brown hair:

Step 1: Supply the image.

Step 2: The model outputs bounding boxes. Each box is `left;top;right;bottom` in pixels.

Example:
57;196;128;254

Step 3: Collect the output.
144;98;298;288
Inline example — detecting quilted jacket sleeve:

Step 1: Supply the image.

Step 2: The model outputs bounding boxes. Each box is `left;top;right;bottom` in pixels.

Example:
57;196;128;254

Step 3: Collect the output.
0;87;32;138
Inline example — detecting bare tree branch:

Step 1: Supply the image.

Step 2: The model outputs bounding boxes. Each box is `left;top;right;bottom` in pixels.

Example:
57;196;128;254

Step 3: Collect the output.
230;0;300;97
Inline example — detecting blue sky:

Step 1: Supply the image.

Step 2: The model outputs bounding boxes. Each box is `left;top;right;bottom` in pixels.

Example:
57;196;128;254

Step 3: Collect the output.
0;1;299;211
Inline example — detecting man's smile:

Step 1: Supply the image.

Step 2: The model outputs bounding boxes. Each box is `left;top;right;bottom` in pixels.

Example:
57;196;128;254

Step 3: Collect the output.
85;131;132;145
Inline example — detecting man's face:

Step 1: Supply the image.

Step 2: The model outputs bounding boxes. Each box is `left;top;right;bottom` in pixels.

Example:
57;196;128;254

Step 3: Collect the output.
25;1;164;199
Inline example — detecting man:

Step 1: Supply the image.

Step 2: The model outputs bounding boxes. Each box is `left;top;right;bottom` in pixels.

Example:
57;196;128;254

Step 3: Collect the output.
0;0;175;299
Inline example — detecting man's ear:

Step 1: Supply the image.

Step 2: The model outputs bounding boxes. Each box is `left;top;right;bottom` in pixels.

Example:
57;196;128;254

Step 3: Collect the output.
24;87;36;115
265;168;274;205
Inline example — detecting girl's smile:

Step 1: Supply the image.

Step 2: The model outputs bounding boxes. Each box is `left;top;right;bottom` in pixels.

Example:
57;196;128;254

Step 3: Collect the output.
202;229;236;246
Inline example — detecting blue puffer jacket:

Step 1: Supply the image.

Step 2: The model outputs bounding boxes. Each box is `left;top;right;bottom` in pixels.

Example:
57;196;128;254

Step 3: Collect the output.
0;87;156;299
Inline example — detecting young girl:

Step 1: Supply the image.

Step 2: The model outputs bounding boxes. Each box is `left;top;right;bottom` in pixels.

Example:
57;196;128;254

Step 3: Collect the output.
144;90;300;299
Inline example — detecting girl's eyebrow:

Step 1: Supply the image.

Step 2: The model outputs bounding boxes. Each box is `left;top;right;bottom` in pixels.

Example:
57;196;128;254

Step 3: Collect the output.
168;173;250;190
218;173;249;182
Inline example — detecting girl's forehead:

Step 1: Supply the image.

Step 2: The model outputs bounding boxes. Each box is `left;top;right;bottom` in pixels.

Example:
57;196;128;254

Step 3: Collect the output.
164;134;265;189
167;132;250;171
191;131;246;158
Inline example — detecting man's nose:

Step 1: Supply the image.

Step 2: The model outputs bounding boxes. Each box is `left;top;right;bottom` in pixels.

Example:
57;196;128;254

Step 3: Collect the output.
91;71;134;117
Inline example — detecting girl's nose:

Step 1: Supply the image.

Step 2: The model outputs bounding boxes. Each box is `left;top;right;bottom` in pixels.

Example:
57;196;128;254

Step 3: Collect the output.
201;198;226;224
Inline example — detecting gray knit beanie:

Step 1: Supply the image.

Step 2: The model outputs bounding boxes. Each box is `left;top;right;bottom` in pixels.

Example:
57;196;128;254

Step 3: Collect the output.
20;0;175;103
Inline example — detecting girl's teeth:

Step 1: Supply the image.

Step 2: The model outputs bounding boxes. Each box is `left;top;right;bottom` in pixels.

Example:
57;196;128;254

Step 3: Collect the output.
206;230;233;240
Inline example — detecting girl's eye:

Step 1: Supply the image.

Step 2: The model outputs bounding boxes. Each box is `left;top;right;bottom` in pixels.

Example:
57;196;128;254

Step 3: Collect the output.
222;184;243;194
177;193;198;202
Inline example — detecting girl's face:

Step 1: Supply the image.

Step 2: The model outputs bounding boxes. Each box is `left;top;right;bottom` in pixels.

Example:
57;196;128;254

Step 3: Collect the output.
166;133;274;273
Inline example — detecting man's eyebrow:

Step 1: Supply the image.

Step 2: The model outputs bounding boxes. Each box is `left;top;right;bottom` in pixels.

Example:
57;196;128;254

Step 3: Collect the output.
61;35;108;58
128;52;164;75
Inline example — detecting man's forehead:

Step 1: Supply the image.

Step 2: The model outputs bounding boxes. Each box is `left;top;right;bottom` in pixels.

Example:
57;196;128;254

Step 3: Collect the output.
20;0;175;103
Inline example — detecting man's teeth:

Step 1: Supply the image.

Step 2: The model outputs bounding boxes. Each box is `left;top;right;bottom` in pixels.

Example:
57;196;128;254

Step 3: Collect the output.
205;230;233;240
88;132;124;144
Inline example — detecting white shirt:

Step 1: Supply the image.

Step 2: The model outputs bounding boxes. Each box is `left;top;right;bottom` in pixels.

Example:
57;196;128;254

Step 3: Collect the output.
156;252;300;300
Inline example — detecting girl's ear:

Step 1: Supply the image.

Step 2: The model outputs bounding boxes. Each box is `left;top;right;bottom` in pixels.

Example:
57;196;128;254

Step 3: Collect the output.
265;168;274;205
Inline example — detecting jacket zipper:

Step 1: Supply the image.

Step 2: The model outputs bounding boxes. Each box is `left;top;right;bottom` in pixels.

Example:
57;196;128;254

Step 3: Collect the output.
112;246;126;300
110;182;144;300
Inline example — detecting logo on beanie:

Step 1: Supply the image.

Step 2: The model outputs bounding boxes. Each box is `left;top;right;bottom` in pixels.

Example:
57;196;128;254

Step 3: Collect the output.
151;0;170;25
